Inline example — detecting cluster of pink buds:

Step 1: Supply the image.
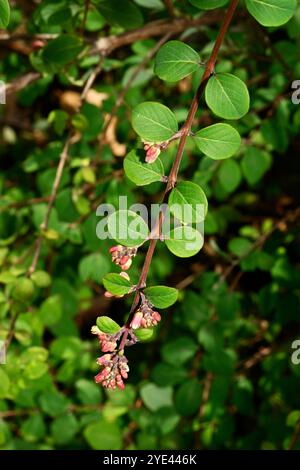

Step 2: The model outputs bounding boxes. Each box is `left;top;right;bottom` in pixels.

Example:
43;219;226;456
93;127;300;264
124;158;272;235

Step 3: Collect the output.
91;325;118;352
95;352;129;390
131;295;161;329
109;245;138;271
143;141;161;163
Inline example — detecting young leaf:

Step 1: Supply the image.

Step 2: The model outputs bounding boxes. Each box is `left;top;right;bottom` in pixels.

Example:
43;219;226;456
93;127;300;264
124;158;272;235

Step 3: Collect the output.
165;226;204;258
144;286;178;308
189;0;228;9
42;35;83;70
0;0;10;28
194;123;241;160
132;102;178;142
154;40;200;82
245;0;297;27
107;210;149;247
134;328;154;341
205;73;250;120
96;316;121;334
97;0;143;29
124;149;165;186
168;181;208;224
103;273;132;296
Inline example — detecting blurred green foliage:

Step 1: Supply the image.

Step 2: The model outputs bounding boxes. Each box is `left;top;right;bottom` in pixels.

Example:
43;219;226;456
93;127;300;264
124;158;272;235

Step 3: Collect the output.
0;0;300;451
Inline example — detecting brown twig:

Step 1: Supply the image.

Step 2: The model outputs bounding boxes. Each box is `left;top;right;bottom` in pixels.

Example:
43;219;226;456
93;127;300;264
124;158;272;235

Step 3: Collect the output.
91;12;225;55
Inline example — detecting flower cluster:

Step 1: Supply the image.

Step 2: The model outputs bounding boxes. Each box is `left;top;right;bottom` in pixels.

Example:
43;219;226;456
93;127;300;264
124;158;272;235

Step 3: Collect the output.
109;245;138;270
95;352;129;390
131;295;161;329
143;141;161;163
92;325;137;389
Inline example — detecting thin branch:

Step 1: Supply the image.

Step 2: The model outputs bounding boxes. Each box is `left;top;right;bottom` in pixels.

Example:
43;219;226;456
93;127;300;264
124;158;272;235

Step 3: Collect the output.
121;0;240;342
91;12;225;55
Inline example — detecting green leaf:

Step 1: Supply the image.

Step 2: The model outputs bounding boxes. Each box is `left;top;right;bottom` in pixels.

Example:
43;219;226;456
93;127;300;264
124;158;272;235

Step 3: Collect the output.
205;73;250;120
228;237;252;257
218;159;242;193
134;328;154;341
0;0;10;28
51;413;79;445
132;101;178;142
39;295;62;326
165;226;204;258
154;40;200;82
241;147;271;185
245;0;297;27
107;210;149;247
124;149;165;186
144;285;178;308
42;35;83;70
175;379;202;416
0;369;10;398
168;181;208;224
96;316;121;334
79;253;110;282
84;420;122;450
151;363;187;386
30;270;51;288
21;414;46;443
76;379;102;405
12;277;35;302
103;273;132;296
162;337;198;365
98;0;143;29
189;0;228;9
39;389;69;417
140;383;173;411
194;123;241;160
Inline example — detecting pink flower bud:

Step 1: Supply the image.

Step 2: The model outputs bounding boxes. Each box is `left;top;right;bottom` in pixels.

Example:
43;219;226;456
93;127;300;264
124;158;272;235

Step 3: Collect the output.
131;310;143;330
104;291;114;298
97;354;111;365
119;271;130;281
145;146;161;163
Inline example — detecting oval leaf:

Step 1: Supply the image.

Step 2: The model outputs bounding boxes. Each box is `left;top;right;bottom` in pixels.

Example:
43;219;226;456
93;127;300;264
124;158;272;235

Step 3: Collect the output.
245;0;297;27
96;316;121;334
42;35;83;70
194;123;241;160
205;73;250;120
144;286;178;308
154;40;200;82
134;328;154;341
168;181;208;224
189;0;228;9
124;149;165;186
0;0;10;28
132;102;178;143
103;273;132;296
107;210;149;247
165;226;204;258
97;0;143;30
